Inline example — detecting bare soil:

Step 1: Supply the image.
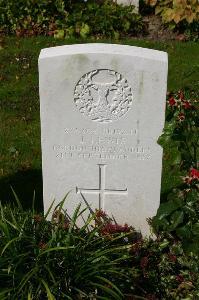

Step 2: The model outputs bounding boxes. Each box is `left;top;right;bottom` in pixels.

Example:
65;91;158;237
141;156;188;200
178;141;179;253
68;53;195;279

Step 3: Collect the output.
141;15;186;41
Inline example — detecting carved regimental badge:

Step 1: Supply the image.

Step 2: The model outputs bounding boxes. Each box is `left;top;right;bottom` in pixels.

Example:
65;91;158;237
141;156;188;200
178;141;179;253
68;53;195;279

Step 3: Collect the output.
74;69;133;123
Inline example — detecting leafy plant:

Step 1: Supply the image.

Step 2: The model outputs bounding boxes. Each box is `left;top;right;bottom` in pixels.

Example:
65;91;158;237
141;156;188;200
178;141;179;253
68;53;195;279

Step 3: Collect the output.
0;196;141;299
1;197;199;299
1;177;199;300
146;0;199;24
160;90;198;170
145;0;199;39
0;0;144;38
130;235;199;299
152;90;199;253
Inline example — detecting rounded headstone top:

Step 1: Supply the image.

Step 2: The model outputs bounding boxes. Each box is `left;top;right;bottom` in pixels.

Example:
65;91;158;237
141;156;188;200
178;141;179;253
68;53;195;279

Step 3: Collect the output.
39;43;168;63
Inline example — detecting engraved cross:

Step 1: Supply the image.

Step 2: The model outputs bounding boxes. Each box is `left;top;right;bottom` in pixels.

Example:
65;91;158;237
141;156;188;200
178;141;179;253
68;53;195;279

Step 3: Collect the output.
76;164;128;210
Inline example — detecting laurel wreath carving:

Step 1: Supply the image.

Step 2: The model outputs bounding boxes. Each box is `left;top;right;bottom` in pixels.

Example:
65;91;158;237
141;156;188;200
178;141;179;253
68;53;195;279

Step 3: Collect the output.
74;69;133;123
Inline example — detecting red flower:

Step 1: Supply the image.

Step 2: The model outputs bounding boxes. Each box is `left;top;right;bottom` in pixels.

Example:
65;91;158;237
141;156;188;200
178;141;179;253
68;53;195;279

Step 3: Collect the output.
48;31;54;36
189;168;199;179
176;274;184;283
62;221;70;230
182;101;192;109
183;168;199;185
52;210;64;223
178;90;184;101
183;176;193;185
131;241;142;254
100;222;131;235
95;209;107;218
168;97;176;107
33;215;43;223
178;112;185;122
168;253;177;262
140;256;149;269
38;241;47;250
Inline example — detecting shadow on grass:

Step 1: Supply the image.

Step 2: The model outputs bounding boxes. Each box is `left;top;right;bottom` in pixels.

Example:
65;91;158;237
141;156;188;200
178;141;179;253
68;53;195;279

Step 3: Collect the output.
0;169;43;212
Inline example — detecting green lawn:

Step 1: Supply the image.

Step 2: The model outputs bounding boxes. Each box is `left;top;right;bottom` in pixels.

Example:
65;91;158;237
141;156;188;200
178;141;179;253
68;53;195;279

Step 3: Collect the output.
0;36;198;209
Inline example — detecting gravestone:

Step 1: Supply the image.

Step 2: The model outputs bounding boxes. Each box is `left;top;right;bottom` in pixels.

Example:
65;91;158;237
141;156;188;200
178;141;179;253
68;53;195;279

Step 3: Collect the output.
39;43;168;236
116;0;139;12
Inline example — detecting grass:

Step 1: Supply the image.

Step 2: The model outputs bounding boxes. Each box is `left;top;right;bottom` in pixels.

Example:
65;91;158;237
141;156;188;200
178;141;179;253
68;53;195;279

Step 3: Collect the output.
0;36;198;209
0;199;199;299
0;201;135;299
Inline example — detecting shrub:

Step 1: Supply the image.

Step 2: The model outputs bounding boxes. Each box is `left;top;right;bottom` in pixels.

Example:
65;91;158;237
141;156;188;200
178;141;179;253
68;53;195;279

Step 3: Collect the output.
0;199;199;299
145;0;199;25
153;90;199;254
0;198;140;299
130;235;199;299
0;0;144;38
145;0;199;39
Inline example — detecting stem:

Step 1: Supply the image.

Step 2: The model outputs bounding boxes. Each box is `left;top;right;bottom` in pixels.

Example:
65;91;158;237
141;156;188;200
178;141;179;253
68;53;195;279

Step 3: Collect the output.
192;142;197;167
183;139;195;164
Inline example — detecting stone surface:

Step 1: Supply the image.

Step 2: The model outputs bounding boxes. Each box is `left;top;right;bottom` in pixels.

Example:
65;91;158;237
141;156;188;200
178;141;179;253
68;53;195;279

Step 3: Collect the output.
39;43;168;236
116;0;139;12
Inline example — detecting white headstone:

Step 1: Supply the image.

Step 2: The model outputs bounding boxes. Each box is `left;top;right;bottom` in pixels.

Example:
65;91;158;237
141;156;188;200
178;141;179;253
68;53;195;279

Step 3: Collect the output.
39;43;168;236
116;0;139;12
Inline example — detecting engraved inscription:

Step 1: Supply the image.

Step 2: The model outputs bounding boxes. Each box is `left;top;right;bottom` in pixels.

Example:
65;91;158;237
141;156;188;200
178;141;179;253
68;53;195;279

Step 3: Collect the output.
53;126;151;161
64;127;137;136
76;164;128;209
74;69;133;123
53;144;151;161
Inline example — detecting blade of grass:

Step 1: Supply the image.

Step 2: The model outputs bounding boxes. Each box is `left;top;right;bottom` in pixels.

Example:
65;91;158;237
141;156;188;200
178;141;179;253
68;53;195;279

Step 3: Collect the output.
90;282;123;300
0;289;12;298
0;201;5;220
80;192;95;214
59;292;73;299
53;191;71;213
27;292;32;300
78;210;96;233
10;186;23;211
44;199;56;219
0;221;10;239
9;208;20;228
1;237;20;255
4;218;20;232
96;275;123;298
38;246;75;257
19;215;29;237
68;203;82;234
43;265;56;285
32;190;36;216
72;287;88;297
87;245;130;261
18;268;37;294
41;279;55;300
124;295;147;300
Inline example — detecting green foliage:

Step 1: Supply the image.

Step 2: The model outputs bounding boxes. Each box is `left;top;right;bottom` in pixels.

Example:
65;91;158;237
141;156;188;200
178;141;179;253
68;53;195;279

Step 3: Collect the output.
153;91;199;253
0;0;144;38
145;0;199;39
0;199;199;299
159;91;198;170
0;199;138;299
130;236;199;299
